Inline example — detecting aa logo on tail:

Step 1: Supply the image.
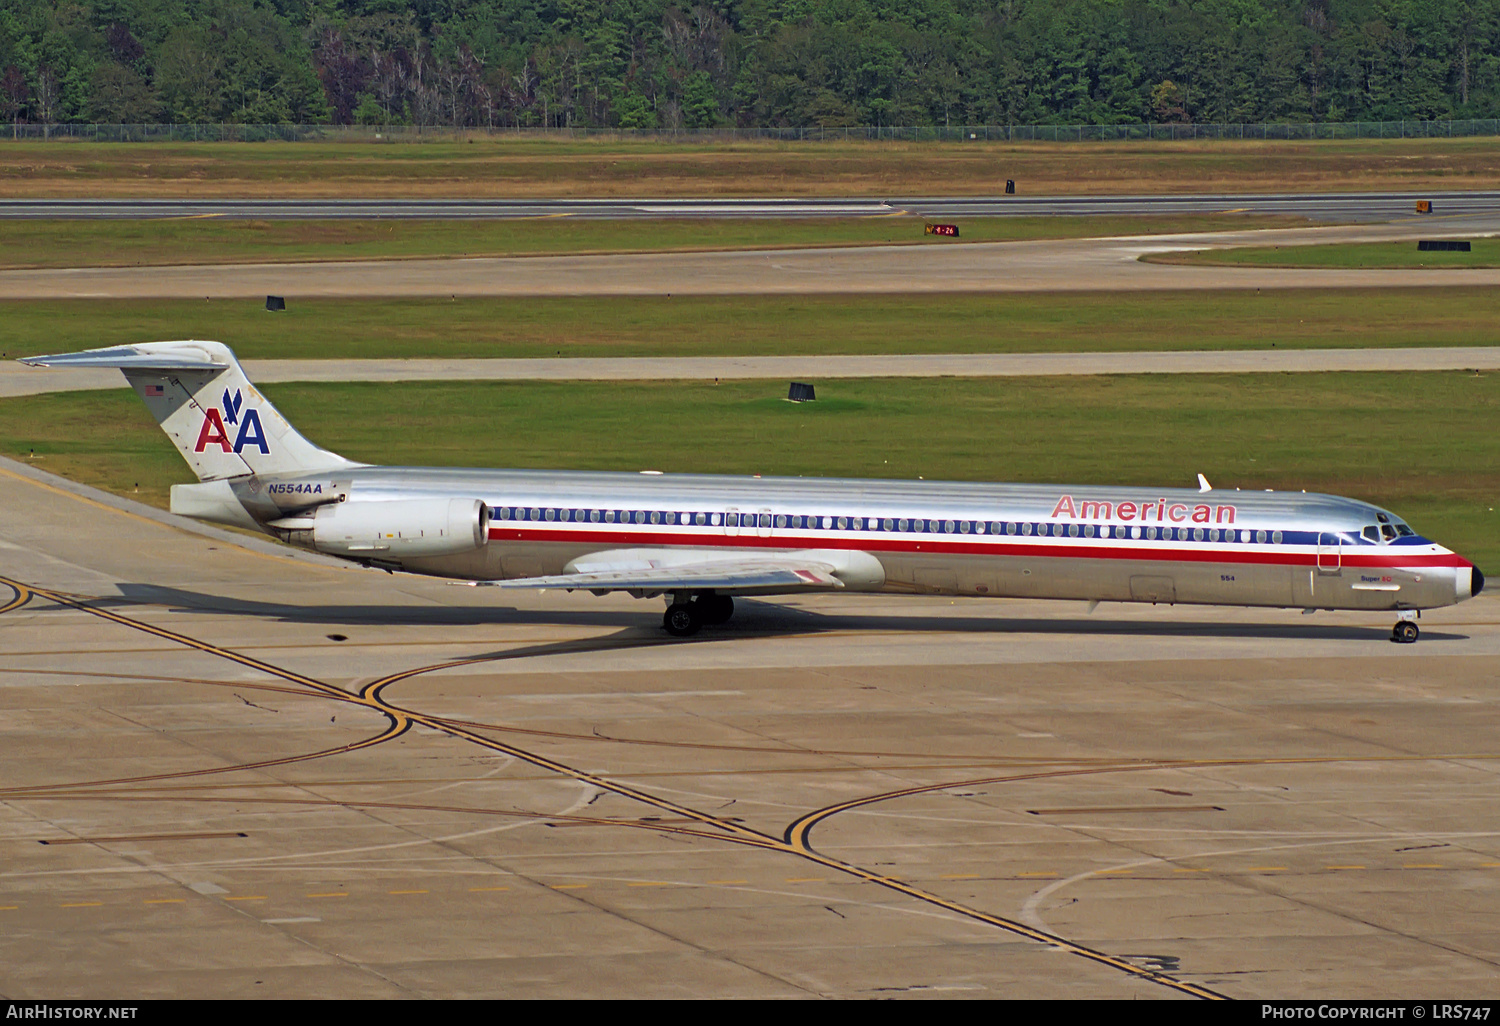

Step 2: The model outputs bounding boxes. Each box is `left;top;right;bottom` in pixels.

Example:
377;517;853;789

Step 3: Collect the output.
194;388;269;454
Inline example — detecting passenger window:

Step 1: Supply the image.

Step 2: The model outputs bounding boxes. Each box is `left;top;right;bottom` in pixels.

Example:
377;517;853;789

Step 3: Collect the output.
1256;530;1266;543
1022;522;1033;536
776;515;787;528
1272;530;1282;544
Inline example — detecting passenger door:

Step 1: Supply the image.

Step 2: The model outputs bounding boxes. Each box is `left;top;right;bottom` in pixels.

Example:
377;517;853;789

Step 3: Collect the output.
1317;532;1342;576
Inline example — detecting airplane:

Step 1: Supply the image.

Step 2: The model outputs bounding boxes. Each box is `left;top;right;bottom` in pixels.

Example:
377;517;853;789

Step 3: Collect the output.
20;340;1484;643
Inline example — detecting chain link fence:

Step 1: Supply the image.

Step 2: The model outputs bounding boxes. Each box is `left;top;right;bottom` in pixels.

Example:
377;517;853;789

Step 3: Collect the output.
3;120;1499;143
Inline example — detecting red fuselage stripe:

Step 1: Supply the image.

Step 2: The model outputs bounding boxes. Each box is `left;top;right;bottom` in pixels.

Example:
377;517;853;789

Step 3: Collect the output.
486;527;1469;570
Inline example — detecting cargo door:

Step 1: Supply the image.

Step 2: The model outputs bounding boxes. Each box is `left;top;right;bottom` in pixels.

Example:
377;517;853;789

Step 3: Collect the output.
1129;575;1176;604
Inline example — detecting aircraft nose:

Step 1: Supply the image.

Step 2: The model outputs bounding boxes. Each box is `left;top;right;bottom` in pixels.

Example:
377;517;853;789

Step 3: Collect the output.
1475;566;1486;598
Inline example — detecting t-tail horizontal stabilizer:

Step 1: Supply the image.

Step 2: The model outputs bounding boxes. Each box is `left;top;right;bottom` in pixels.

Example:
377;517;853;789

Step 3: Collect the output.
20;341;361;482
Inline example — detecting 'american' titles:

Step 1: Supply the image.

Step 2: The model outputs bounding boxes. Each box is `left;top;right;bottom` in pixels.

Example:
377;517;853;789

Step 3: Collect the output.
1051;495;1236;525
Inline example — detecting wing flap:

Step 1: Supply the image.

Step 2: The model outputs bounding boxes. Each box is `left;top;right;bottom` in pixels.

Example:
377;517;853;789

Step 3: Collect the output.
474;557;844;594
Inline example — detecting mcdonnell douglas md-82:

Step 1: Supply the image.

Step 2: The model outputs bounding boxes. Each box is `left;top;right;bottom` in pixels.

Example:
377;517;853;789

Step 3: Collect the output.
21;341;1484;642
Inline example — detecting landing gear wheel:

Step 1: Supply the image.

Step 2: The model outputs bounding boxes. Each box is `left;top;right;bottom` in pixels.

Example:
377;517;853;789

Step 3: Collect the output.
663;602;702;637
1392;621;1419;644
697;595;734;625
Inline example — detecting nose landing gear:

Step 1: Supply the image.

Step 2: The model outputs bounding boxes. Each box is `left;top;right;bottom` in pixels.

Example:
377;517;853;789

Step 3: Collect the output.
1391;609;1419;644
662;593;735;637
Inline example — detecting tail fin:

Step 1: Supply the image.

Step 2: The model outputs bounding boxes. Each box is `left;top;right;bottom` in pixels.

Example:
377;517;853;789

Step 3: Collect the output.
20;341;358;481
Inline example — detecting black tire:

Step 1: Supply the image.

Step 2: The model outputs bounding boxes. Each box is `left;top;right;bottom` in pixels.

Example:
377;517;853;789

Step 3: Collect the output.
663;602;702;637
1393;621;1419;644
698;595;734;625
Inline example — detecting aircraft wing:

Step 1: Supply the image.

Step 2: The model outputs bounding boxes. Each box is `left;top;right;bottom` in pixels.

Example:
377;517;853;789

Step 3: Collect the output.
468;554;845;595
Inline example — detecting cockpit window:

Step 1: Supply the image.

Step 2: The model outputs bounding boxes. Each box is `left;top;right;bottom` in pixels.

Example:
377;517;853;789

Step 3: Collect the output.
1395;523;1414;537
1362;526;1380;543
1380;524;1396;540
1376;512;1390;523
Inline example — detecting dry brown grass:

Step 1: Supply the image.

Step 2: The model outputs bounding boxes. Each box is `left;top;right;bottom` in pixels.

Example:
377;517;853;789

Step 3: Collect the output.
3;137;1499;198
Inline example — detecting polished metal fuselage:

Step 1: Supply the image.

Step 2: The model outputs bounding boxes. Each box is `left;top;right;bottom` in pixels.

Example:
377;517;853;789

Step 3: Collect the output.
239;466;1476;612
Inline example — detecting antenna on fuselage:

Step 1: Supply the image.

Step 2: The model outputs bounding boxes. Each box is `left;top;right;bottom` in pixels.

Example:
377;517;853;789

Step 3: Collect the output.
1197;473;1212;493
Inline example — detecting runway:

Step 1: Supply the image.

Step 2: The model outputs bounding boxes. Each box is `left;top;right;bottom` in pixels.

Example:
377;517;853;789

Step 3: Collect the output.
3;454;1499;998
3;214;1496;300
4;191;1500;221
5;346;1499;399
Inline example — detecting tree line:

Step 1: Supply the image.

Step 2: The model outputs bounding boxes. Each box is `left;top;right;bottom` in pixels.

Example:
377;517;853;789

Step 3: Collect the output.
1;1;1496;130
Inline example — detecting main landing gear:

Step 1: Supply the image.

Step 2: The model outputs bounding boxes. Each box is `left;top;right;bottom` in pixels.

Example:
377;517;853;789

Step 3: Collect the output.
1391;609;1420;645
662;593;734;637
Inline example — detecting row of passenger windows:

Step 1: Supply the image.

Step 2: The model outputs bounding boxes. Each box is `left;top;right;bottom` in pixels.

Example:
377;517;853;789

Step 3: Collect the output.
492;506;1294;544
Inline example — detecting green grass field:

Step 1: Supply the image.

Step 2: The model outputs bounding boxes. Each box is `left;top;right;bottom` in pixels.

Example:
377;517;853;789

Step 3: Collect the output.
4;373;1495;569
1148;239;1500;269
5;288;1500;362
0;214;1317;269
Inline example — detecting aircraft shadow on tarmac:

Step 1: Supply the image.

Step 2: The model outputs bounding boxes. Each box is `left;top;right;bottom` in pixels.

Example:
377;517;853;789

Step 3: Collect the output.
103;583;1468;645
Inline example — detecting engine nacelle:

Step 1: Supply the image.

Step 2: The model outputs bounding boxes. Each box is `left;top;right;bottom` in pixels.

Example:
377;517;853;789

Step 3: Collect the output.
269;499;489;561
